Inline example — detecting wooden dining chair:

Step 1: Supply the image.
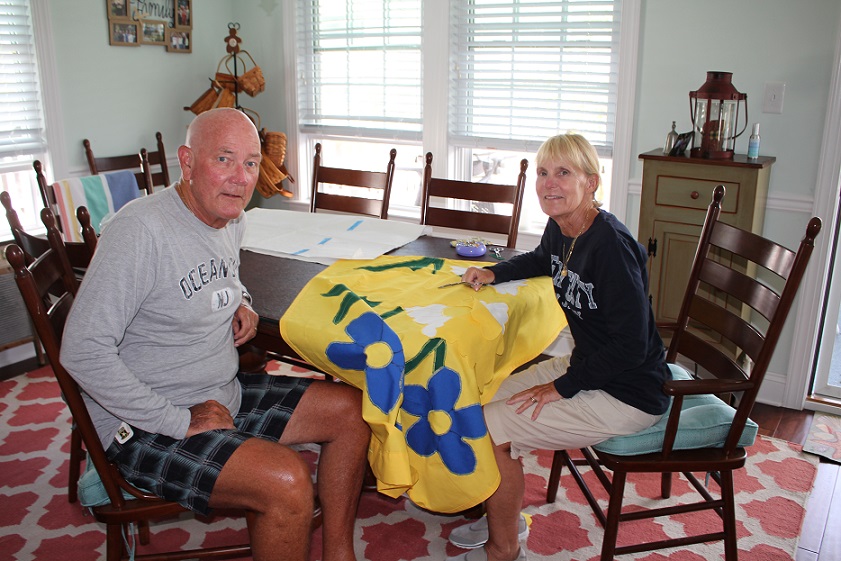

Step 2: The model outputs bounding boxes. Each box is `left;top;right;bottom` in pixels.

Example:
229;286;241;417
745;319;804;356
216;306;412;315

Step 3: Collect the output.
544;185;821;561
83;131;170;193
5;212;251;561
35;159;149;243
421;152;528;248
1;202;91;502
310;142;397;219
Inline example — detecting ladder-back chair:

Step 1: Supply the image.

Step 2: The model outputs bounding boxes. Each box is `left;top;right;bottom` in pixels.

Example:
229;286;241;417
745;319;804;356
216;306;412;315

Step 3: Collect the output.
310;142;397;220
6;210;254;561
1;204;90;501
421;152;527;248
545;185;821;560
83;131;170;193
35;160;147;242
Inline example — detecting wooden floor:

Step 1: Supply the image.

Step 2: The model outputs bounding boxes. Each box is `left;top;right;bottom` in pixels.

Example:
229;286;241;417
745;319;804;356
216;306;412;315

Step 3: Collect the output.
751;403;840;561
1;358;837;559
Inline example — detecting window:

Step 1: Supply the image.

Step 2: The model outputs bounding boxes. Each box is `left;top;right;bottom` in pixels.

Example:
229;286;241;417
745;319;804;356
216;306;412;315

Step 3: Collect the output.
0;0;48;240
290;0;624;238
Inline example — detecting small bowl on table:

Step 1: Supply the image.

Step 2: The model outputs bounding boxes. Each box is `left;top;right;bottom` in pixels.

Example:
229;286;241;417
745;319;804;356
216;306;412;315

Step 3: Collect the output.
455;241;487;258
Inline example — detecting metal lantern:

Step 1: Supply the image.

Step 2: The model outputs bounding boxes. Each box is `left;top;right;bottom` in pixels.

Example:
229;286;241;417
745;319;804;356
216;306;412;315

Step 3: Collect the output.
689;71;748;159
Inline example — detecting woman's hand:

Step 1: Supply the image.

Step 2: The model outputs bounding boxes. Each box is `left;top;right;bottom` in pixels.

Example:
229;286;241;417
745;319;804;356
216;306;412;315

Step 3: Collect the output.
461;266;495;291
508;382;562;420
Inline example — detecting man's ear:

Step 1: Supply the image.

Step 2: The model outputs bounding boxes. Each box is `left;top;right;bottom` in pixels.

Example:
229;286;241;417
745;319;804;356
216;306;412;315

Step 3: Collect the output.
177;145;193;180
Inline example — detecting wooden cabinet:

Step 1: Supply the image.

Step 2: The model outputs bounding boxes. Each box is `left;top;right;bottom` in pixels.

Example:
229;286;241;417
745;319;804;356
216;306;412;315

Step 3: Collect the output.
638;149;775;325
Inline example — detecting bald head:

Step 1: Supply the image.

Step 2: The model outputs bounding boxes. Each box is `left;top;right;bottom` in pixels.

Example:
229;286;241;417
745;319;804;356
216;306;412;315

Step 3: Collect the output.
186;108;259;150
175;108;263;228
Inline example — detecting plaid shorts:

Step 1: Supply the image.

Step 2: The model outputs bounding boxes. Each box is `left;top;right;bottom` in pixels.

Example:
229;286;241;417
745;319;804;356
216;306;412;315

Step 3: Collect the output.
105;372;312;515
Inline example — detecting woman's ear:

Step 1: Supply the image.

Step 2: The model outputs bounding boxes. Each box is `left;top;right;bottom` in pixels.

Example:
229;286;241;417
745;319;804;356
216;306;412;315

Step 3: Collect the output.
587;174;599;193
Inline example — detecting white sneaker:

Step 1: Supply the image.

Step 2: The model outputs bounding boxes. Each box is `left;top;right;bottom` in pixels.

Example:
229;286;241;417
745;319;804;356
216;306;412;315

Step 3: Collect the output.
445;546;528;561
448;513;529;549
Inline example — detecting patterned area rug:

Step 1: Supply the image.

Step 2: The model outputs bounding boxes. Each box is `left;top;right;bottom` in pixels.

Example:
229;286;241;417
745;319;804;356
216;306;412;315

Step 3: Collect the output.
0;365;819;561
803;412;841;463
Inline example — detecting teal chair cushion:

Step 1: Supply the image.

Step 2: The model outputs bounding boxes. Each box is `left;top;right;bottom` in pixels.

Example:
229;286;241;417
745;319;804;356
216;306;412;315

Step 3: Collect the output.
77;455;145;507
593;363;758;456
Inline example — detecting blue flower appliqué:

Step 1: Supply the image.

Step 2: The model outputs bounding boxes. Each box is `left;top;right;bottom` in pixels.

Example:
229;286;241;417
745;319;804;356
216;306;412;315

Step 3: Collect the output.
325;311;404;414
402;367;487;475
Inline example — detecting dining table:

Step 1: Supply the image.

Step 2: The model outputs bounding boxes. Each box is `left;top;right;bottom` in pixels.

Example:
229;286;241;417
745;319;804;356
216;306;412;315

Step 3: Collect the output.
238;210;567;513
241;235;524;361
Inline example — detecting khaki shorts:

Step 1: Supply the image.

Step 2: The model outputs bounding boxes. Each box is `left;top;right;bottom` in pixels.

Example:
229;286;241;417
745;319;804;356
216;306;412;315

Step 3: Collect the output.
484;355;661;459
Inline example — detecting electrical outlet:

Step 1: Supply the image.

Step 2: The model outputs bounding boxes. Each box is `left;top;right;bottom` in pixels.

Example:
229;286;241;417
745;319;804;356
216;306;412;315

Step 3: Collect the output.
763;82;786;114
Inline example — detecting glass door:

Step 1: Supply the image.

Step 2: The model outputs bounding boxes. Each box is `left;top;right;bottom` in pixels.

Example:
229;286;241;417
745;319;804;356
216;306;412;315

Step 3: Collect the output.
812;192;841;402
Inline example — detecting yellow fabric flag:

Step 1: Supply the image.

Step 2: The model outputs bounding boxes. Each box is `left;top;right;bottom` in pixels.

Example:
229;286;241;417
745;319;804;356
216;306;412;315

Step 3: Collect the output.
280;254;566;513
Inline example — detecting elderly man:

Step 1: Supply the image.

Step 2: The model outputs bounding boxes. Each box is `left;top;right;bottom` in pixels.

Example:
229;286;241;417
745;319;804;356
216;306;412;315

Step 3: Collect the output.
61;108;370;561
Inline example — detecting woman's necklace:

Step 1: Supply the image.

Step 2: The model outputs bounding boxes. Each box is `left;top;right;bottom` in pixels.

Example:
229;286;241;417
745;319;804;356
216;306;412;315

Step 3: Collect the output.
561;208;594;278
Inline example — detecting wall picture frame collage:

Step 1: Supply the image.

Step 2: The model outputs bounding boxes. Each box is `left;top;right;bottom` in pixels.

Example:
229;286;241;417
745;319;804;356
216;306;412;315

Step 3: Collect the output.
107;0;192;53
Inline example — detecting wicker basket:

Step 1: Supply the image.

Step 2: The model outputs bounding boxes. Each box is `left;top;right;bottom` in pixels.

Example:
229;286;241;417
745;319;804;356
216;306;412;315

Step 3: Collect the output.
188;86;220;115
256;152;293;198
214;55;239;93
216;85;236;109
236;51;265;97
262;129;287;169
187;80;235;115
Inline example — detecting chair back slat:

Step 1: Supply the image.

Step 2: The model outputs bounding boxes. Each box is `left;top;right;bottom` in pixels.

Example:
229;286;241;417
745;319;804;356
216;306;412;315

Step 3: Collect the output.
421;152;527;248
709;221;796;278
424;206;514;236
310;143;397;220
3;189;95;273
313;192;387;217
697;259;780;320
687;296;765;359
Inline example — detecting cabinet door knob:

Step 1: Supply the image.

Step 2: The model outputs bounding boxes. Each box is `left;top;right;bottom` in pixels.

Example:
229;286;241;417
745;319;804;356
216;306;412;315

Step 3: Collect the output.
690;191;700;200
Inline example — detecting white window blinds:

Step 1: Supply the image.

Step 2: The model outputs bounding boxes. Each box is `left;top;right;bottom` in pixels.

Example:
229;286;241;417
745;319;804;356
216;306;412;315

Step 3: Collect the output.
296;0;423;140
0;0;45;163
450;0;620;155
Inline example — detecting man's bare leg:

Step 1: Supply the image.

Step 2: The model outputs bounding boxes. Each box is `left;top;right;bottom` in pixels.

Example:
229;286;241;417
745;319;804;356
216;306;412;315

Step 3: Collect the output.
211;438;315;561
281;380;370;561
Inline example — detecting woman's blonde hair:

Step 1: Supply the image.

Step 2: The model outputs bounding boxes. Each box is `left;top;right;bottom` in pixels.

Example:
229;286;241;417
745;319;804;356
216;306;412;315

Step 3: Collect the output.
536;133;603;207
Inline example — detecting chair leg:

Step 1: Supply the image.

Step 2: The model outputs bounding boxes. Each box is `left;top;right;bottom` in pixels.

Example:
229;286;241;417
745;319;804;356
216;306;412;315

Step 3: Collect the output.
720;469;738;561
546;450;564;502
138;521;151;545
106;524;124;561
600;470;626;561
68;425;84;503
660;471;672;498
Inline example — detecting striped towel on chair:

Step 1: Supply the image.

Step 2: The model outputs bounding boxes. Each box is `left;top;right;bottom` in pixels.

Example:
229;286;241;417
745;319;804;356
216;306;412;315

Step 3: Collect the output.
52;170;141;241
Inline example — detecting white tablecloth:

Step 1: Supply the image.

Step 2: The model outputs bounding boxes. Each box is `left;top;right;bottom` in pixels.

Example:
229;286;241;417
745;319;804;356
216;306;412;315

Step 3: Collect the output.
242;208;430;265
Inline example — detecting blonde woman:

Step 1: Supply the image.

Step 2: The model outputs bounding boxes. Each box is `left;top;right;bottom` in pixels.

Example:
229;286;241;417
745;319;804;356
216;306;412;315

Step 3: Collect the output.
450;134;669;561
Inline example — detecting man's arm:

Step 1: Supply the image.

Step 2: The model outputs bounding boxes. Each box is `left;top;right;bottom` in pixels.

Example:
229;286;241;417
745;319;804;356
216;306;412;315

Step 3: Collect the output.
232;290;258;347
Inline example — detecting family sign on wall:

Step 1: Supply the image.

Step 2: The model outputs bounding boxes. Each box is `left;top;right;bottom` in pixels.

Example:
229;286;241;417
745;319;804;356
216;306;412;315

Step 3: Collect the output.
107;0;192;53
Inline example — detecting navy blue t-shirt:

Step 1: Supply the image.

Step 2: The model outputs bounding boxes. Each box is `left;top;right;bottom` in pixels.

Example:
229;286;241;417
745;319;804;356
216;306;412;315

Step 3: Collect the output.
489;209;669;416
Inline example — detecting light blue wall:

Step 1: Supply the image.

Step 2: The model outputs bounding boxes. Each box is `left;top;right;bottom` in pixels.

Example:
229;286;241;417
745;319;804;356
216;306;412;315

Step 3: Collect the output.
44;0;841;209
46;0;237;177
632;0;839;223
